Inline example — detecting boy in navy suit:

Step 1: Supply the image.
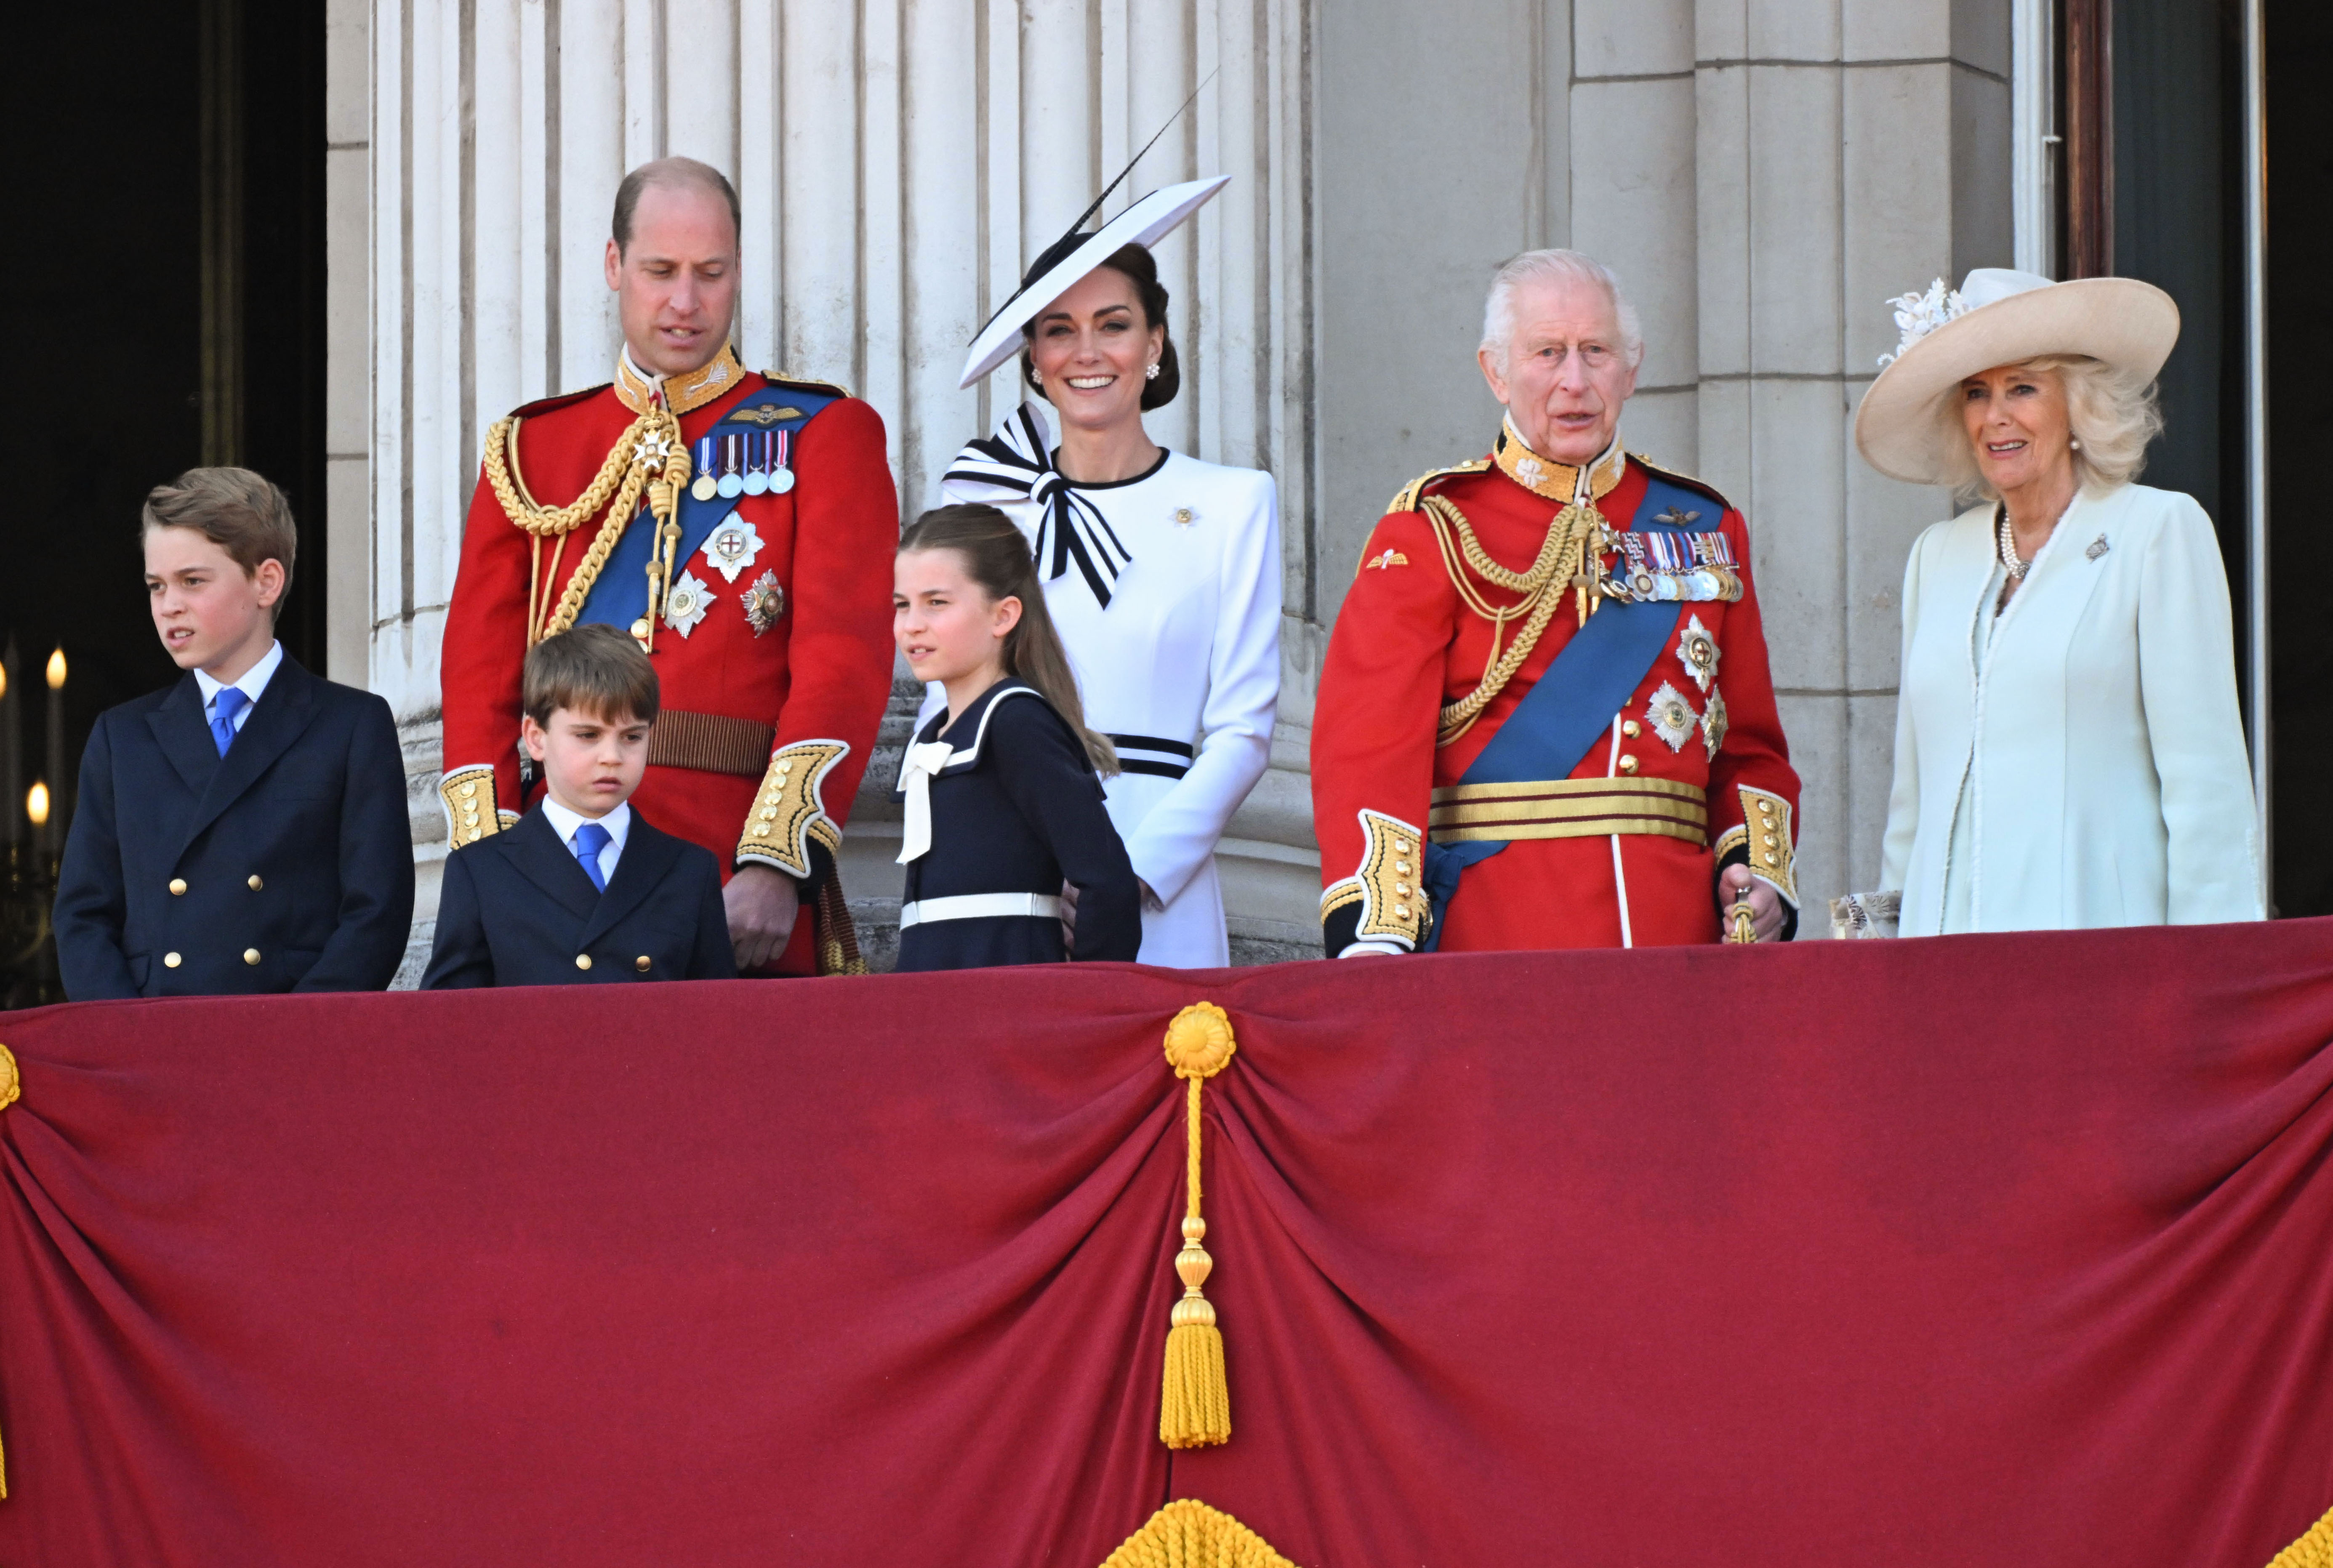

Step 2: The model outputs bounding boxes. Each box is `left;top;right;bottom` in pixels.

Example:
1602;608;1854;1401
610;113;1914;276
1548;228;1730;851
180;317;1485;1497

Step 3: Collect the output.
56;468;415;999
421;624;735;987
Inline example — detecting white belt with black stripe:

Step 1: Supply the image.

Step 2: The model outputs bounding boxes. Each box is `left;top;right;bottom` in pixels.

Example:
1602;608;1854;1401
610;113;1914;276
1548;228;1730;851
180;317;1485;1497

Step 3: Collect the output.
1107;733;1194;780
898;892;1065;929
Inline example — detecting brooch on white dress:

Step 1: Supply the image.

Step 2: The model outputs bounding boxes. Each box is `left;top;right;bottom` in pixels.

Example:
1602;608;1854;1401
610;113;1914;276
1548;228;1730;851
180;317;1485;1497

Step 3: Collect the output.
2085;533;2111;561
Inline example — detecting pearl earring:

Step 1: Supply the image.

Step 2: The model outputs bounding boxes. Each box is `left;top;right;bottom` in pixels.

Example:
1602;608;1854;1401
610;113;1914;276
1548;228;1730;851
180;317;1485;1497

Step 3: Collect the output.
2069;438;2081;450
1145;362;1161;381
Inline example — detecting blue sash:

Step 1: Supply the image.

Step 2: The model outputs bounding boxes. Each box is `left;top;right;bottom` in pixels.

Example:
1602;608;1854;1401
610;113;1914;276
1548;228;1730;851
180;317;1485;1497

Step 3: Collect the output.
1418;474;1703;950
577;386;838;634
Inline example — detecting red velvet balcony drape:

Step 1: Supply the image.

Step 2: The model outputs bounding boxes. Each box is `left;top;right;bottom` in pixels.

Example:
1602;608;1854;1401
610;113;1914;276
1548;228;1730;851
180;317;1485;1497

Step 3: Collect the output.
3;921;2332;1565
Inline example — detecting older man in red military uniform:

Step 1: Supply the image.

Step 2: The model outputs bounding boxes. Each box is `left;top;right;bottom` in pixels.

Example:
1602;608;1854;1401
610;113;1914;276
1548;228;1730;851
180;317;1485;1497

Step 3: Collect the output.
1311;250;1800;957
439;157;895;975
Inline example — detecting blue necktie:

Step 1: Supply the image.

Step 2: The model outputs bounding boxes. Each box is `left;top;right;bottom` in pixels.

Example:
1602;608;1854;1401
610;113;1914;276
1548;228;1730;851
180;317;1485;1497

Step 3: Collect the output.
570;821;611;892
210;687;250;757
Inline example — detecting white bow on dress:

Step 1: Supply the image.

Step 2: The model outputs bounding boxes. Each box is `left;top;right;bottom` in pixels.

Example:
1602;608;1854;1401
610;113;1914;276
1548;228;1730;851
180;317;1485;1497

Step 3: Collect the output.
895;741;956;864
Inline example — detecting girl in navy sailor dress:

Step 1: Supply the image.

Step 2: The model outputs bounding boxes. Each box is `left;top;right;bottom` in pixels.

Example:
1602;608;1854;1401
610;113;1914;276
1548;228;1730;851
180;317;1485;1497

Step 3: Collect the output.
891;504;1141;972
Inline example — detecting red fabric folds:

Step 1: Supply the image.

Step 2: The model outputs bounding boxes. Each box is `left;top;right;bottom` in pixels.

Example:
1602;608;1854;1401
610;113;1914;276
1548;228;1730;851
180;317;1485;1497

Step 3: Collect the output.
3;920;2332;1565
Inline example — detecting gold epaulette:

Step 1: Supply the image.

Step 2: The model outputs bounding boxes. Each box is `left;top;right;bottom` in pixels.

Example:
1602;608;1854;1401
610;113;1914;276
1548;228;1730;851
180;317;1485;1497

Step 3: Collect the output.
760;371;853;401
1387;458;1492;517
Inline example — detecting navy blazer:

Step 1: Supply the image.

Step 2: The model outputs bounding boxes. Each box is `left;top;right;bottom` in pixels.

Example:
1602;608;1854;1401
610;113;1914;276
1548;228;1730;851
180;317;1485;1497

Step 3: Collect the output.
55;655;416;1000
420;805;736;988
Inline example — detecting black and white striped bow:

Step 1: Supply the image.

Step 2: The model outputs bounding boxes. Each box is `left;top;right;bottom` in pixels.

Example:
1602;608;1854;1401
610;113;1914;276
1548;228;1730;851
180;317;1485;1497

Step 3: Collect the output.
943;402;1134;607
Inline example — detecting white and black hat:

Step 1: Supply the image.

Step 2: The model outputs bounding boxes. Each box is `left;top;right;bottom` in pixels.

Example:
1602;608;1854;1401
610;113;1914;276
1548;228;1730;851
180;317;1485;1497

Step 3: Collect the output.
957;176;1229;390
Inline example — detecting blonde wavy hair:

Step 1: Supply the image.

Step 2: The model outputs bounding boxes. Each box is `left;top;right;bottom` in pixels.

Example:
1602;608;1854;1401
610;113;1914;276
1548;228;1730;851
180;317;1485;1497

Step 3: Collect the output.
1938;353;2164;503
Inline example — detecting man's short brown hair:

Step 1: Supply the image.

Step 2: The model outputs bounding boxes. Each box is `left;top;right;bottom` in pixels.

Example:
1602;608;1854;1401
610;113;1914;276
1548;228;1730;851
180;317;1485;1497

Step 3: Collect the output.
522;624;660;727
612;157;740;255
141;467;298;615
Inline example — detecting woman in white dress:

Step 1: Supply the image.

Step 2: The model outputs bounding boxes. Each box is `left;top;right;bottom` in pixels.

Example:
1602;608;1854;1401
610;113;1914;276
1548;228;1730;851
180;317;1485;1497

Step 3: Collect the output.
1843;268;2261;937
936;176;1281;966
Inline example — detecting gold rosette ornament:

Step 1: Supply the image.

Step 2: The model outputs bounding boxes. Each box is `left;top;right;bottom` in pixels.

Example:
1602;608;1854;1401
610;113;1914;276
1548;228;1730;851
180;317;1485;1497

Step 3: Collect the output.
1159;1003;1237;1449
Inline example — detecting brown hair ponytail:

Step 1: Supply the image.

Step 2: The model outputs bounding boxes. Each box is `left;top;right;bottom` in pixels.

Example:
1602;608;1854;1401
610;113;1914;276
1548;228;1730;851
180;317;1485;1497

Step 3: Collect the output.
899;504;1118;774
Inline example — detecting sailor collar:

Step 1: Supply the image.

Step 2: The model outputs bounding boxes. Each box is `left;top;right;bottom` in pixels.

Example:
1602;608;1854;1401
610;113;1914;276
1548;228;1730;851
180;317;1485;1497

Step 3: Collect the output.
1491;419;1628;505
614;341;746;417
914;679;1045;775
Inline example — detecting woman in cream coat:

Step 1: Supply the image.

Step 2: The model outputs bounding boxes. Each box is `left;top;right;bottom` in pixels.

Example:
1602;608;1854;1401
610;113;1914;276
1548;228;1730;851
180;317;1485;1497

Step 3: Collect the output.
1849;268;2261;936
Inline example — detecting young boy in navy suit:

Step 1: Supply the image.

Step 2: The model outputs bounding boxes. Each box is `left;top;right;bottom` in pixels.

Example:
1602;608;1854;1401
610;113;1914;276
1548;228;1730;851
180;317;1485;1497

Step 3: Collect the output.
421;624;735;987
55;468;415;999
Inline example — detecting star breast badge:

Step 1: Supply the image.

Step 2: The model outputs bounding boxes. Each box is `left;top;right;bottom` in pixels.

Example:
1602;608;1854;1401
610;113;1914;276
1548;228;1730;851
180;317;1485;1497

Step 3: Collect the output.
1646;682;1699;753
701;516;766;583
1364;548;1409;570
663;569;713;636
742;570;786;636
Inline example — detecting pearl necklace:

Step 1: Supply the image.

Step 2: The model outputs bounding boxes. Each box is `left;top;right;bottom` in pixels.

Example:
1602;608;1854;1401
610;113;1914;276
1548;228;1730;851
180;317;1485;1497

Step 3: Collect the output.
1996;506;2030;581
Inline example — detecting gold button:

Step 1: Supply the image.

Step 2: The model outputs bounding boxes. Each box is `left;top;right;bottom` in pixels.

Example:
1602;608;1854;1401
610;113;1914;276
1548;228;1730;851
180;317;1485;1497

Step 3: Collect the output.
163;952;182;969
461;781;478;799
1394;905;1410;919
1618;755;1639;775
1396;882;1411;895
635;956;652;972
1395;860;1412;875
1174;507;1195;525
1761;833;1777;847
752;824;771;837
575;954;593;971
775;759;793;775
168;878;188;895
243;948;261;966
248;875;264;891
1622;720;1641;738
759;806;778;820
1764;851;1780;866
1756;799;1774;816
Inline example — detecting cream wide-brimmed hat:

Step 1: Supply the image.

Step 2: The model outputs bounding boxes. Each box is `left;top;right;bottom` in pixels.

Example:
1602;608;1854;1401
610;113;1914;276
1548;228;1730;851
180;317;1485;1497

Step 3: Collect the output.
1851;268;2180;486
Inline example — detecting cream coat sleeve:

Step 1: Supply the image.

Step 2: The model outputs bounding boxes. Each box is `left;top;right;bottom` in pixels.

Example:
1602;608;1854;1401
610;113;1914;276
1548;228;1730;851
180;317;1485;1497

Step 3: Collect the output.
2135;497;2264;922
1121;471;1282;904
1878;524;1936;894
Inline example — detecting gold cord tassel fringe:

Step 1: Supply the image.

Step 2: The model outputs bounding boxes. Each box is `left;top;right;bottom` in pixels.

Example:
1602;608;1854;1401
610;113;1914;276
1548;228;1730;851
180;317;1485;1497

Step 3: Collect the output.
1099;1498;1298;1568
2269;1503;2333;1567
1159;1003;1237;1450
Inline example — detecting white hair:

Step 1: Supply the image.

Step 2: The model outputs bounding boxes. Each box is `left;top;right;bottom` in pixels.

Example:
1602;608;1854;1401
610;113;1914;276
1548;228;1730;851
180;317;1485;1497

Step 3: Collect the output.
1936;353;2164;501
1480;250;1646;372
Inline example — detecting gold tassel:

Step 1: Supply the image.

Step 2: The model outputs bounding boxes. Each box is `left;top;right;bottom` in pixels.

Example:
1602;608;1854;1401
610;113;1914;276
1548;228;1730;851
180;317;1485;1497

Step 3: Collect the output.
1098;1498;1299;1567
1159;1004;1237;1450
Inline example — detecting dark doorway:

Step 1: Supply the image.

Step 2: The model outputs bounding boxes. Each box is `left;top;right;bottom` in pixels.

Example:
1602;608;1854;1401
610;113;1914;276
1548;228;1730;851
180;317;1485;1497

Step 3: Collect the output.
0;0;327;1002
2265;0;2333;916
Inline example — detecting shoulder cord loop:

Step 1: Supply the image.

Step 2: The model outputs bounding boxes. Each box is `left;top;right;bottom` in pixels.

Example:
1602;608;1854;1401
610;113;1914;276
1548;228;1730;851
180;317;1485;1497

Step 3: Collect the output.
1424;494;1605;747
481;405;691;645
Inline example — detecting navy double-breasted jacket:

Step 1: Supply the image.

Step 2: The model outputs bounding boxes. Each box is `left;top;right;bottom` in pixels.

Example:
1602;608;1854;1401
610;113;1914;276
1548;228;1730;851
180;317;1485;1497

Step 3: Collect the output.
420;805;736;988
54;655;416;999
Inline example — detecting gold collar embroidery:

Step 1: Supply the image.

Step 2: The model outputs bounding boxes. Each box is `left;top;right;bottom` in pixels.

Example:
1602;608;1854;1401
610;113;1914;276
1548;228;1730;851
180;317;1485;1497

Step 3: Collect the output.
1491;419;1627;505
615;341;745;417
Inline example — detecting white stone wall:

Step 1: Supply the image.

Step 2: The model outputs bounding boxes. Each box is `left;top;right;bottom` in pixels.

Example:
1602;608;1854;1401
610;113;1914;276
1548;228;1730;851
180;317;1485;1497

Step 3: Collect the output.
331;0;2014;964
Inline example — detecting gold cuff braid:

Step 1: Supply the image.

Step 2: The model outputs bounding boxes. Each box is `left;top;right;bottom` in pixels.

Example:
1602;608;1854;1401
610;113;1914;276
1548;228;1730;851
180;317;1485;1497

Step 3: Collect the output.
1734;785;1798;907
440;766;503;848
735;740;850;879
1319;810;1430;949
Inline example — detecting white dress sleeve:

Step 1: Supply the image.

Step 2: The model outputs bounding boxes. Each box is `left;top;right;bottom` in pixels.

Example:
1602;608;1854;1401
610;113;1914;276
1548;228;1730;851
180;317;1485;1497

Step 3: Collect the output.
1121;470;1283;904
2136;495;2264;922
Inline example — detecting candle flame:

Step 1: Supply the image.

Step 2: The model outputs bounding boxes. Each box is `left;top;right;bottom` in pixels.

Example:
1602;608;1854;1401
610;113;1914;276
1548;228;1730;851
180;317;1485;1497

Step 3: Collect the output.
27;782;48;828
0;663;7;701
45;647;65;689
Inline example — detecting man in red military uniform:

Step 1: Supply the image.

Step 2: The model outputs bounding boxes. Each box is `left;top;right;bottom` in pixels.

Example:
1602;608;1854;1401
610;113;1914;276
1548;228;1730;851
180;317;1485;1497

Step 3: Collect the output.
1312;250;1800;957
439;157;895;975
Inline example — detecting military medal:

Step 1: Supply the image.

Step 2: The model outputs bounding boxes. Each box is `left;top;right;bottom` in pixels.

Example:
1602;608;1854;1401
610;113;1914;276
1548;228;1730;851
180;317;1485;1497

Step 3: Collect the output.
742;569;785;636
663;569;713;636
1701;687;1729;759
717;434;746;499
701;515;765;583
768;429;796;494
742;431;771;496
690;436;719;502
